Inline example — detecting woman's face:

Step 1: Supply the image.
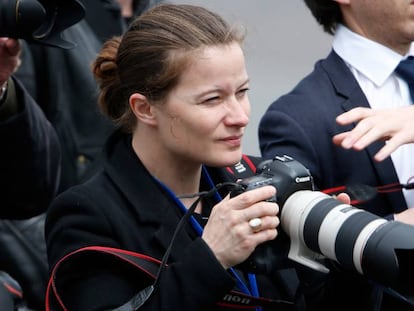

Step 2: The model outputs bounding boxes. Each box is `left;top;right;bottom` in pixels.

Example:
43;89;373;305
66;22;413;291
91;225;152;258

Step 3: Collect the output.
155;42;250;167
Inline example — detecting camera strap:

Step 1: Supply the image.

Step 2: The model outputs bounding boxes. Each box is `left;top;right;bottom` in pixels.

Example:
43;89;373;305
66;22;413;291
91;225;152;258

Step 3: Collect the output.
45;246;292;310
322;181;414;205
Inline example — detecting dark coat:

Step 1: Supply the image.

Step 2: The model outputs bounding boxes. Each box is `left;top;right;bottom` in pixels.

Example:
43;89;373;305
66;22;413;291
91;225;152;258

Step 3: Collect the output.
259;50;412;311
15;20;113;193
45;131;306;311
0;77;60;219
15;0;163;193
0;78;60;310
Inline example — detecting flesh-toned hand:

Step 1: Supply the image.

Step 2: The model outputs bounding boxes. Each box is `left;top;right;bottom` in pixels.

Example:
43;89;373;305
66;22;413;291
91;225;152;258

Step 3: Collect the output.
333;106;414;162
202;185;279;269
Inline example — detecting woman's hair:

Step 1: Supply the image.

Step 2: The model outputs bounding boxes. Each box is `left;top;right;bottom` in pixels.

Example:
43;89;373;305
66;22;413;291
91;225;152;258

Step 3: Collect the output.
304;0;342;35
92;3;245;132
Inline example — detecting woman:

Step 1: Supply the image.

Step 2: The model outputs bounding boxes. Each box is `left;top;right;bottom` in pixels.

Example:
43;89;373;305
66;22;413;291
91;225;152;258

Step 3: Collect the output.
45;4;315;310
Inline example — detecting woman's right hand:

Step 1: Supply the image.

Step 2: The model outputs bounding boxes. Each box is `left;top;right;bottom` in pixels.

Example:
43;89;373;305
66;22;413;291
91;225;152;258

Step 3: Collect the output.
201;185;279;269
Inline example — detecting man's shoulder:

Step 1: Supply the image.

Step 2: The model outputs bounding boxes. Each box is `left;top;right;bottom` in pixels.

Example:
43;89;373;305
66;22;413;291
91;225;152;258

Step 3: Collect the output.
267;54;353;111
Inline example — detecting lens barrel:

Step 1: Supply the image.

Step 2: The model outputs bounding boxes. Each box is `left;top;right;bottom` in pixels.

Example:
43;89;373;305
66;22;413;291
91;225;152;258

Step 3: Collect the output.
282;190;414;298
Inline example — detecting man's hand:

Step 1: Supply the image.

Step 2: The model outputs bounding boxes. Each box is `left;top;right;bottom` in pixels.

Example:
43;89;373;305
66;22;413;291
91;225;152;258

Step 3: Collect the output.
0;38;21;85
333;106;414;162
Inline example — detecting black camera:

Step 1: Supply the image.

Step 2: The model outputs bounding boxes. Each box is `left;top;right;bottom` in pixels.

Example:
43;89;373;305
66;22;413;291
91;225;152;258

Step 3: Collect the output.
234;155;414;302
231;155;314;273
231;155;314;206
0;0;85;49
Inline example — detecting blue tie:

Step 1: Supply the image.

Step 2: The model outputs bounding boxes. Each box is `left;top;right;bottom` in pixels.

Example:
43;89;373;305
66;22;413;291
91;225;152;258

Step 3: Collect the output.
395;56;414;102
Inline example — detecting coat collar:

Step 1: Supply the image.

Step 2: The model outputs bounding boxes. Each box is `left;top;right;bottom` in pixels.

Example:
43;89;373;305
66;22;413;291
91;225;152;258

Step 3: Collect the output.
102;130;195;255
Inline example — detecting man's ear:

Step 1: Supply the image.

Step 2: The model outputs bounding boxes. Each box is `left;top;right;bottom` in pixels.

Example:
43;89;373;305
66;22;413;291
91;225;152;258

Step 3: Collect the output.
129;93;157;126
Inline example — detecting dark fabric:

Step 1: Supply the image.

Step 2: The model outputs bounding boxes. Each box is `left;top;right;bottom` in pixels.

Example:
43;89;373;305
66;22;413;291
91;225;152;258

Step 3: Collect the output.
0;78;60;310
8;3;161;310
78;0;160;44
0;271;27;311
395;56;414;102
0;77;61;219
259;49;412;311
78;0;126;43
0;215;48;311
15;22;112;193
14;0;163;194
45;131;307;311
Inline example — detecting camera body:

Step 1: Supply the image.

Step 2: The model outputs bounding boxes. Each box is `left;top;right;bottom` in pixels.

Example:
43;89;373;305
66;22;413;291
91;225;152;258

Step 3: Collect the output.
232;155;314;205
232;155;315;273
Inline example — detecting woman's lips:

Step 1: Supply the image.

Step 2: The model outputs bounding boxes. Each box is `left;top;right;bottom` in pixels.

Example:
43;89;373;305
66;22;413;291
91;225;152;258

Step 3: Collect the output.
220;135;243;146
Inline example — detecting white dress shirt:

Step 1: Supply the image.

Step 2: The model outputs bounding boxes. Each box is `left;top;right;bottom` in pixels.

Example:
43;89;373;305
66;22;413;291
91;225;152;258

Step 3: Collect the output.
333;25;414;208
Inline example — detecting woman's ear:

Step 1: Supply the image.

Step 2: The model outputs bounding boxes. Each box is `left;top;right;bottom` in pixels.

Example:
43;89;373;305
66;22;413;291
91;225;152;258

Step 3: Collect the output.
129;93;158;126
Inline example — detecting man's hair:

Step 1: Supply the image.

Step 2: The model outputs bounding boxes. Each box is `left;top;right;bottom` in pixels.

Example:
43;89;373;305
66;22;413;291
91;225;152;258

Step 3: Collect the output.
304;0;343;35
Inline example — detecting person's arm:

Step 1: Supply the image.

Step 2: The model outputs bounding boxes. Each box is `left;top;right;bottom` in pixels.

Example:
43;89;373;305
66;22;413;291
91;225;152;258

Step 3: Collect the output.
0;38;61;219
333;106;414;162
333;106;414;223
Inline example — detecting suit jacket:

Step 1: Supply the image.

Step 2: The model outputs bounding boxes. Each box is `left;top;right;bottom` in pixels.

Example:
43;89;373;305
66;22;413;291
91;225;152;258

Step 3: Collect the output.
259;49;406;218
45;131;305;311
259;50;412;311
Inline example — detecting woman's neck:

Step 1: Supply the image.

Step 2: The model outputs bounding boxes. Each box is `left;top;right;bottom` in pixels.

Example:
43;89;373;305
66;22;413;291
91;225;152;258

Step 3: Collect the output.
131;132;202;201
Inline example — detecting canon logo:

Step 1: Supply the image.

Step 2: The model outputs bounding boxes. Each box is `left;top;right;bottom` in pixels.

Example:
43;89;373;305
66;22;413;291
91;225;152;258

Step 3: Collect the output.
295;176;311;183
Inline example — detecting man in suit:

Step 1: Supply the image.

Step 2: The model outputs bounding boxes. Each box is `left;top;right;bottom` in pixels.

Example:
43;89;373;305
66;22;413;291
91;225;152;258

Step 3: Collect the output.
258;0;414;310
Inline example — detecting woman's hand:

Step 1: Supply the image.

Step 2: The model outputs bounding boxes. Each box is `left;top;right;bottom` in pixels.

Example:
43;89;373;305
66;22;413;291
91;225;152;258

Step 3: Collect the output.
202;185;279;269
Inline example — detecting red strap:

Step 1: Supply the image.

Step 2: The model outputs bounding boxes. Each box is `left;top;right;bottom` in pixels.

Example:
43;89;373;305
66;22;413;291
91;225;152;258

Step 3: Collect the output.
46;246;291;310
322;181;414;205
241;154;257;174
46;246;161;311
226;155;257;176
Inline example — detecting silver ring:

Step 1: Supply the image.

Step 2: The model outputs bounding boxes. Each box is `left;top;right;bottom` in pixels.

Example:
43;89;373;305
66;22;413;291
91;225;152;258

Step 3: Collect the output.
248;217;262;232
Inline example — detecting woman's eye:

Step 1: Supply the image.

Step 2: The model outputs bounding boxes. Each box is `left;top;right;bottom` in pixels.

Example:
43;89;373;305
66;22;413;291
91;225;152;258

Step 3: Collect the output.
203;96;220;103
237;88;249;97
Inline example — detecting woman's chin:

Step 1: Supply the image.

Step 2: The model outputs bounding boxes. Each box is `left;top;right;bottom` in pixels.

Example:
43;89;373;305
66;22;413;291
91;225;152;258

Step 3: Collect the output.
208;152;243;168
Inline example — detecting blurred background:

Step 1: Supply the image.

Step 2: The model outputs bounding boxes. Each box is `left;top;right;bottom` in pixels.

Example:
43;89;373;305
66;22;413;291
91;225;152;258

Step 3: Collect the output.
169;0;332;155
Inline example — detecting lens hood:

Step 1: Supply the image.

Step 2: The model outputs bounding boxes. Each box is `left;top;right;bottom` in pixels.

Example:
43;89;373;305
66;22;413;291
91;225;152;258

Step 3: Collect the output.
0;0;85;49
